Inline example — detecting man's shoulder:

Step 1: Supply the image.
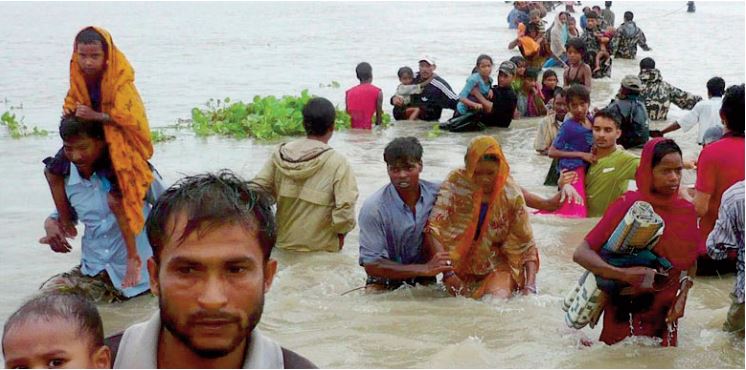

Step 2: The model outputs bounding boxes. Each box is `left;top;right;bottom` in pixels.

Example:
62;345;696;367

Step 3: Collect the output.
281;347;318;369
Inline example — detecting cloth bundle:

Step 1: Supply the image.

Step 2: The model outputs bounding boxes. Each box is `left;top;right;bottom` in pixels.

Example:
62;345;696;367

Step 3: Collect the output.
563;201;667;329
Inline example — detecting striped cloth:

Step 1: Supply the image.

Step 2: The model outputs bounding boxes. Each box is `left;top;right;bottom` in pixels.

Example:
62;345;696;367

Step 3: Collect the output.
707;181;745;303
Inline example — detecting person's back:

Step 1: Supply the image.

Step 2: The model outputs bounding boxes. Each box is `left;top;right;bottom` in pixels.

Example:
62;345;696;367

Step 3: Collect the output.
639;64;702;121
252;98;358;252
607;77;649;149
346;62;382;129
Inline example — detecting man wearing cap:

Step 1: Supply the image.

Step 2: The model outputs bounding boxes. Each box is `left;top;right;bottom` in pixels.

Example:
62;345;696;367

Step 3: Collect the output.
392;56;459;122
639;57;702;121
602;75;650;149
479;60;519;127
611;11;651;59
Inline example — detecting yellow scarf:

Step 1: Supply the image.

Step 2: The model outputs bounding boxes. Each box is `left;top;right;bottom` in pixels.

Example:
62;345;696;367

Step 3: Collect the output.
64;26;153;236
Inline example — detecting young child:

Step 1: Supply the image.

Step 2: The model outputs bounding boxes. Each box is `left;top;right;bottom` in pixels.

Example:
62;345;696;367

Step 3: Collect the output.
540;69;561;104
345;62;383;129
456;54;494;115
593;26;615;73
44;27;153;290
2;292;111;369
516;68;548;118
568;16;580;37
393;66;431;120
546;84;594;218
563;37;592;90
510;56;528;93
529;9;547;35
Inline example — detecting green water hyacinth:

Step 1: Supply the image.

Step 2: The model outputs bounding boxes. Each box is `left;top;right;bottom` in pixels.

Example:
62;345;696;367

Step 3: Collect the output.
191;90;389;141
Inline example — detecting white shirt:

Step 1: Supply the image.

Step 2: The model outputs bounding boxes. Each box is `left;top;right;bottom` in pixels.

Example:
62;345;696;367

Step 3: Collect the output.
678;96;723;144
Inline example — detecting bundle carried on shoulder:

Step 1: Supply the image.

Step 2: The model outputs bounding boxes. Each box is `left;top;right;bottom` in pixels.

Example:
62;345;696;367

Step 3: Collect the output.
562;201;667;329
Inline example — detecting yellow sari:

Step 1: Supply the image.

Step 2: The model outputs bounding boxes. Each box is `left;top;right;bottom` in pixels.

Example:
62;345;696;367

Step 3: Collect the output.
426;136;538;298
64;26;153;236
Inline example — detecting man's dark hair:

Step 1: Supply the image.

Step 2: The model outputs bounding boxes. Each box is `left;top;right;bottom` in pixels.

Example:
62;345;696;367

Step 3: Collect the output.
640;57;656;70
720;84;745;136
146;170;276;263
397;66;414;79
593;108;621;128
706;76;726;97
554;87;567;99
592;5;601;11
59;115;104;141
509;55;526;66
383;137;423;166
566;84;591;104
75;28;108;55
525;68;540;80
624;11;633;21
566;37;586;55
605;1;612;8
651;139;682;169
2;292;104;354
355;62;372;82
302;97;336;136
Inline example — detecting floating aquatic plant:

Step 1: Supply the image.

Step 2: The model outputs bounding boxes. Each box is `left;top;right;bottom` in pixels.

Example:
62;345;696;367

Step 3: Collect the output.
0;102;48;139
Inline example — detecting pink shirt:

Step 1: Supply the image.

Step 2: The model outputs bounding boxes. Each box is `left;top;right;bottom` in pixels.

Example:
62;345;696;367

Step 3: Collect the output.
695;135;745;253
346;83;381;129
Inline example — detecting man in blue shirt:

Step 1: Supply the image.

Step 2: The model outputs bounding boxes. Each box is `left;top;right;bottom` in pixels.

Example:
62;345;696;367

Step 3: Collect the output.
358;137;452;291
38;116;165;302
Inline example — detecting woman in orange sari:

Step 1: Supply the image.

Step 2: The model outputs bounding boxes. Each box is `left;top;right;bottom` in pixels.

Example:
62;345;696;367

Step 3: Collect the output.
43;26;153;288
425;136;539;299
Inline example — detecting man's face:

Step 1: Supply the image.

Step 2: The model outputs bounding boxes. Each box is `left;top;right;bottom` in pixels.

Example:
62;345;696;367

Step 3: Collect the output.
3;318;110;369
592;116;621;149
587;18;598;29
149;219;277;359
76;42;106;78
553;95;568;122
387;159;422;191
418;61;434;80
63;134;106;175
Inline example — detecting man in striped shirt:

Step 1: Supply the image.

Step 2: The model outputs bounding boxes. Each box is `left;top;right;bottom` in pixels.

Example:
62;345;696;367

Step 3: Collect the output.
411;56;459;122
707;180;744;335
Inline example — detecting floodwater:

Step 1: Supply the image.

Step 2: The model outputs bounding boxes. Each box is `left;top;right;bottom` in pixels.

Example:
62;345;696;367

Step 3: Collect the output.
1;1;744;368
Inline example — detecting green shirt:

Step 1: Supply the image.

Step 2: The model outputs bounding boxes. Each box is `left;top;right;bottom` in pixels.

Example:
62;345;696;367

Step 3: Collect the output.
586;149;640;217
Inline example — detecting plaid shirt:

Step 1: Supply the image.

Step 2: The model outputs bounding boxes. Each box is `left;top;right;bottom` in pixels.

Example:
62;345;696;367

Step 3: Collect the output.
707;181;745;303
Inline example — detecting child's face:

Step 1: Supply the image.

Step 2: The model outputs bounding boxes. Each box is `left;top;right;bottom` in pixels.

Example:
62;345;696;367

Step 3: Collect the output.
567;47;582;64
3;318;110;369
477;59;493;78
543;75;558;89
568;96;590;121
523;77;536;93
76;42;106;78
559;13;567;24
568;18;576;27
399;74;414;85
531;15;540;23
516;63;527;77
498;71;514;87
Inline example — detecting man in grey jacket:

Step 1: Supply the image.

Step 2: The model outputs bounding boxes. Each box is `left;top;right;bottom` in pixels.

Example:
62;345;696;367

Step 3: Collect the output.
108;171;316;368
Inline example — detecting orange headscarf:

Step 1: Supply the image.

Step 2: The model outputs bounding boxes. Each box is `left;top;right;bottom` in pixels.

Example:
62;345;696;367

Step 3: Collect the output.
64;26;153;236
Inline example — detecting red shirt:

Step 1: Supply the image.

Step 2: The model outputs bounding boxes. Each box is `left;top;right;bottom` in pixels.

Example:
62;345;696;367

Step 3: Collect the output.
695;135;745;253
345;83;381;129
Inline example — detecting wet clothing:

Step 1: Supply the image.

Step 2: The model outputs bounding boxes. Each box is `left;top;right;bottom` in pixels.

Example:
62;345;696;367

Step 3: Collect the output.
516;90;547;118
45;164;165;300
426;136;538;299
604;95;650;149
64;27;154;238
113;312;317;368
346;82;381;129
457;73;493;115
707;181;744;304
482;86;518;127
585;138;700;346
581;26;613;78
358;180;440;267
696;135;745;254
251;138;359;252
563;63;592;89
586;149;640;218
533;112;563;153
611;20;650;59
508;7;530;29
601;8;615;27
639;68;702;121
679;96;724;145
413;74;459;121
396;83;423;106
552;117;593;171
